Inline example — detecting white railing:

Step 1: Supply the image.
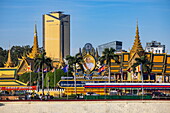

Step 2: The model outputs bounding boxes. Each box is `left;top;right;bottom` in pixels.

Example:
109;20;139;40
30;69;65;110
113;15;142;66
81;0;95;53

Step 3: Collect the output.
27;88;65;92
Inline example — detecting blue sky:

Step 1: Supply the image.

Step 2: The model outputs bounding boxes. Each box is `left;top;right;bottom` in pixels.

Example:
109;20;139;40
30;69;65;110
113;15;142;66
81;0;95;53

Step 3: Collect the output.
0;0;170;55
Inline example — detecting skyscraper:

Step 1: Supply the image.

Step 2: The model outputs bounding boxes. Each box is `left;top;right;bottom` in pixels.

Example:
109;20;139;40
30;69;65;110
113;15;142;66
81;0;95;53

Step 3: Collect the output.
43;11;70;61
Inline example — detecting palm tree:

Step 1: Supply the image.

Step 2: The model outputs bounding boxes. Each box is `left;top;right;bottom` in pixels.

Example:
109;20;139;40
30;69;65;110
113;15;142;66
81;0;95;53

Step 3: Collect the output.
132;55;152;80
66;53;84;73
132;55;152;96
66;53;84;95
99;48;119;83
34;50;52;95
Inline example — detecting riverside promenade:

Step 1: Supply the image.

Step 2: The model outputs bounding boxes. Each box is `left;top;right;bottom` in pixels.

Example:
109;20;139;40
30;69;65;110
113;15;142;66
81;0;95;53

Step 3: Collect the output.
0;100;170;113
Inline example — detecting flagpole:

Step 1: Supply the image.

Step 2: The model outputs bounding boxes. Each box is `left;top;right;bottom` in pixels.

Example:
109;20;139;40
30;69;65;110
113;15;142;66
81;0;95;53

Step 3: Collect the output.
120;67;123;82
30;71;31;86
54;68;56;89
42;65;44;95
48;75;49;93
67;65;69;100
74;64;77;98
141;63;144;99
30;63;31;87
38;66;40;92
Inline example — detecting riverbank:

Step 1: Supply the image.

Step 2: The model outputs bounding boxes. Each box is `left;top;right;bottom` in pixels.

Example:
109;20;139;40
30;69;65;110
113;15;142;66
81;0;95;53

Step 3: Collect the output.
0;100;170;113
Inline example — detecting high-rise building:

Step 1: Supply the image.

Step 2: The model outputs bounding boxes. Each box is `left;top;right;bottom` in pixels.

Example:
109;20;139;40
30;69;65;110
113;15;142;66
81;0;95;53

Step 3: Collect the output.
43;11;70;61
145;41;165;53
98;41;122;56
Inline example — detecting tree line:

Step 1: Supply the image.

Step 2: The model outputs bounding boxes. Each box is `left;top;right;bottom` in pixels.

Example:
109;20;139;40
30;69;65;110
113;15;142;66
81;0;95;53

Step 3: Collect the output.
0;45;32;67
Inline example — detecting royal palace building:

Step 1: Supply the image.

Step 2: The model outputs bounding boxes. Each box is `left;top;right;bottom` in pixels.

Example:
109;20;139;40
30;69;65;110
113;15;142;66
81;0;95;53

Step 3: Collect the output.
59;22;170;95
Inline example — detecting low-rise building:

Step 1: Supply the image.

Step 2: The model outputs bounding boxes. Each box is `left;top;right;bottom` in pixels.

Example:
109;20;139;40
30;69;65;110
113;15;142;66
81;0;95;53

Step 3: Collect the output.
98;41;122;56
145;41;165;53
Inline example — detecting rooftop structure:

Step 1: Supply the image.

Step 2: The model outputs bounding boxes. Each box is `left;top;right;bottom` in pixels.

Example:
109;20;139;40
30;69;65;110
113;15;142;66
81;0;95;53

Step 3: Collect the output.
27;24;40;59
145;41;165;53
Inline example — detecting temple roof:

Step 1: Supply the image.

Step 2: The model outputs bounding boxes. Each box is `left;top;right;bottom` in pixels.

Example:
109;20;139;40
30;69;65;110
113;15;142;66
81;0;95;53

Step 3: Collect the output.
130;21;144;56
4;49;14;67
28;24;39;59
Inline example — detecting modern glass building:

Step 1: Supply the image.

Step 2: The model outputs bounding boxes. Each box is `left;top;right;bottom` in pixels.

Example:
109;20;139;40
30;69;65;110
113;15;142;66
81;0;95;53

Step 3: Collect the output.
98;41;122;56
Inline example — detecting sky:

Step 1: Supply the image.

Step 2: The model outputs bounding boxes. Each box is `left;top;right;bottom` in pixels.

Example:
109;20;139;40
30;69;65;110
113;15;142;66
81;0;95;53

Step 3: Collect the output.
0;0;170;55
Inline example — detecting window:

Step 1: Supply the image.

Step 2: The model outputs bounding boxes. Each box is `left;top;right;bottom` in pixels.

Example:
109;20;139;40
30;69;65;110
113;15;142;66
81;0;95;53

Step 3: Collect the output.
155;50;157;53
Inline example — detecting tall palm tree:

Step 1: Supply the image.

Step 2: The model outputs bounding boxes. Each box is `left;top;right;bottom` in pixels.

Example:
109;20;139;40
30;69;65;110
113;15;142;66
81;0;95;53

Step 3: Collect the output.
66;53;84;95
132;55;152;80
99;48;119;83
132;55;152;96
34;50;52;95
66;53;84;73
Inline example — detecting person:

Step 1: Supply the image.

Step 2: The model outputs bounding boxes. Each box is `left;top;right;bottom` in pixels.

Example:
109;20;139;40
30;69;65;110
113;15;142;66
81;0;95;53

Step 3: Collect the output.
28;93;31;100
83;57;94;70
39;94;42;100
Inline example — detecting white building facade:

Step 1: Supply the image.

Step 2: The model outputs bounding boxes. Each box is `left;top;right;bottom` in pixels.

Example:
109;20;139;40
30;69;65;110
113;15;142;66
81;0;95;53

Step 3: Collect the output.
145;41;165;53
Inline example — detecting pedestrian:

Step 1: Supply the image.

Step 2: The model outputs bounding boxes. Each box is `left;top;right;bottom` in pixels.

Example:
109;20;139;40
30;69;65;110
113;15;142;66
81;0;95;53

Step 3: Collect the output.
28;93;31;100
39;94;42;100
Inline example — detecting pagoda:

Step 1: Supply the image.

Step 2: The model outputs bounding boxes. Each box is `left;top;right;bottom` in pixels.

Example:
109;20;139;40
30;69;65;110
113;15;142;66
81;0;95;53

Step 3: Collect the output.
4;48;14;68
27;24;39;59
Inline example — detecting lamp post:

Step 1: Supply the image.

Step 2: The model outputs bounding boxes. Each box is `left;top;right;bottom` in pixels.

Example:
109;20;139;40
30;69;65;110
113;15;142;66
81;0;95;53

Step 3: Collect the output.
42;65;44;95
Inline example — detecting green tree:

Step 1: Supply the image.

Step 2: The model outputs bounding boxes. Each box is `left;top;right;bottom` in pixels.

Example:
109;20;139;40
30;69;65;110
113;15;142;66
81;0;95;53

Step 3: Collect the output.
11;45;31;65
19;72;39;86
0;47;7;67
66;53;84;74
99;48;119;83
66;53;84;95
34;50;52;95
132;55;152;80
44;69;66;88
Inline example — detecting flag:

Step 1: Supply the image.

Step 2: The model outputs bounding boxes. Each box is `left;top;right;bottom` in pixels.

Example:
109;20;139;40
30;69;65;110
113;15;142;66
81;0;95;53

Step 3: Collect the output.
135;64;142;72
43;68;48;73
26;65;31;72
35;68;40;73
127;68;131;72
120;68;123;73
62;65;68;73
127;71;132;80
90;73;93;76
98;65;105;73
51;68;55;72
140;64;142;72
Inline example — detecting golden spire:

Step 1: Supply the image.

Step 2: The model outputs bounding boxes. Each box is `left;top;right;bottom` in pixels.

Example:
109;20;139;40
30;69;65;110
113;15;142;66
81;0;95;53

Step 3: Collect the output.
130;21;144;56
4;48;14;67
95;48;99;58
28;24;39;59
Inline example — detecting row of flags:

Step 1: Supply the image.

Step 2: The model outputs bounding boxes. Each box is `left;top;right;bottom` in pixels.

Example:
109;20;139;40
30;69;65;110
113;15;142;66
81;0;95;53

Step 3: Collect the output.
98;65;105;73
26;65;68;73
26;65;48;73
62;65;106;73
26;63;142;74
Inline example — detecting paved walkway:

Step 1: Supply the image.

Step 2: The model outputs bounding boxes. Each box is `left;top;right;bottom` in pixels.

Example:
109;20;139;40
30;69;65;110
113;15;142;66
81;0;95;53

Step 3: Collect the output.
0;100;170;113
